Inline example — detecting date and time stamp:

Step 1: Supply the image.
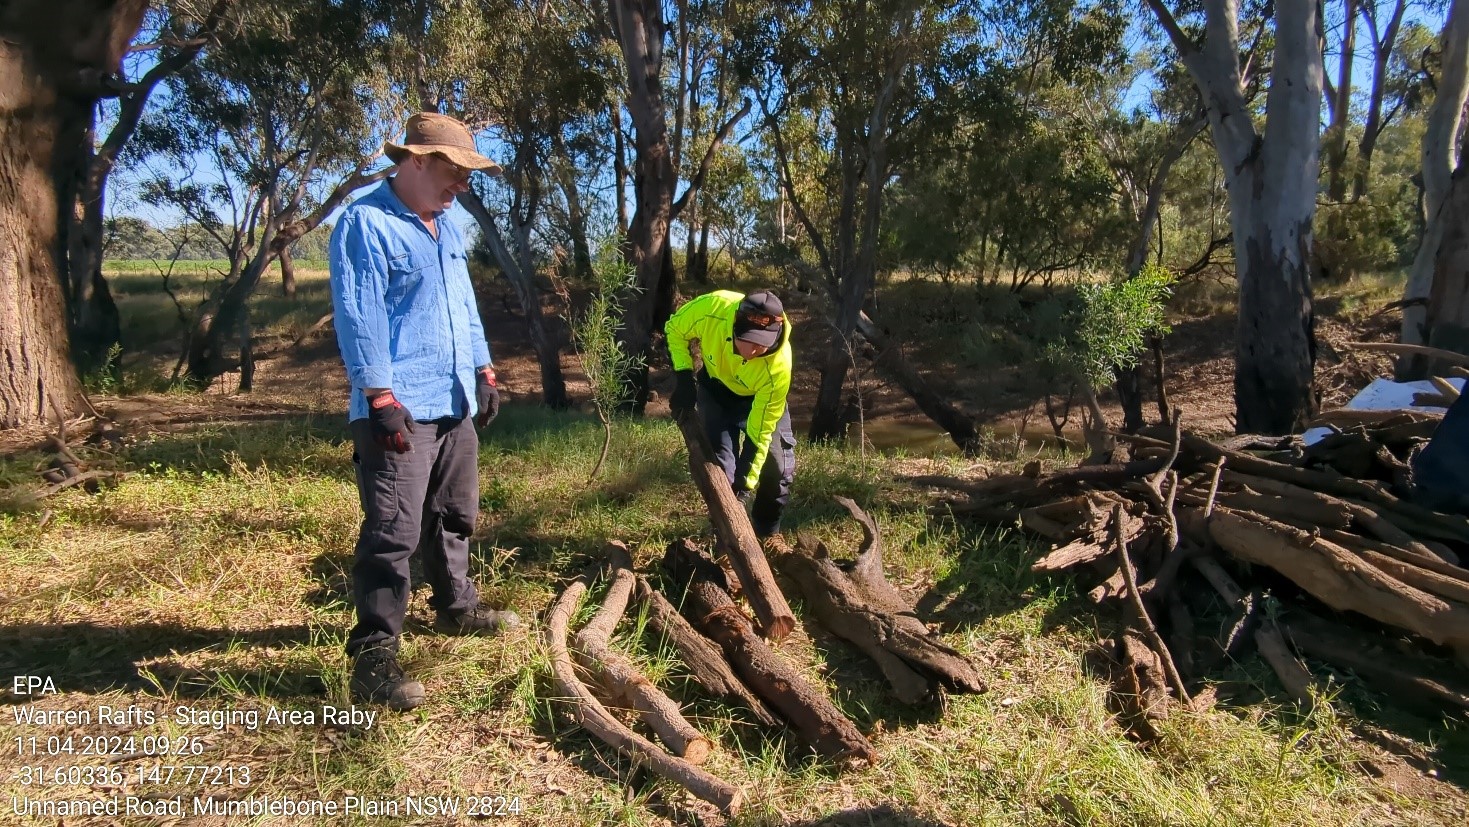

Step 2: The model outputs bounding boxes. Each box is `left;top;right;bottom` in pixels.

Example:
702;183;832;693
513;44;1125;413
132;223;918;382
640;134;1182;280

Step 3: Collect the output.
6;675;524;819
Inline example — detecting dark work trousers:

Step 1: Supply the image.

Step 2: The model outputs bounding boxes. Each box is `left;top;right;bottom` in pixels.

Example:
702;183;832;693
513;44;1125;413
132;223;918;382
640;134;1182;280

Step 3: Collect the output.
1413;390;1469;516
696;370;796;537
346;415;480;656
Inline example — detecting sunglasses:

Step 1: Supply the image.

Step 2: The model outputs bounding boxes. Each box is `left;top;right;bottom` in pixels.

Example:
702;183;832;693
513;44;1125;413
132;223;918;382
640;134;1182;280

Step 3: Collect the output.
431;155;472;180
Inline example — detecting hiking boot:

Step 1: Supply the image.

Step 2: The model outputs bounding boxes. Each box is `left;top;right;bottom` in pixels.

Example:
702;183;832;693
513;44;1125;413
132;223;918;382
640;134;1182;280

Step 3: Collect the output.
434;603;522;636
350;648;425;711
761;532;792;556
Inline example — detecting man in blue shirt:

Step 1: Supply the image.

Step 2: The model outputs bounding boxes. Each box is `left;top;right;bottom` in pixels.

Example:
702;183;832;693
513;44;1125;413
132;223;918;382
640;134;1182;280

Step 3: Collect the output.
331;112;519;711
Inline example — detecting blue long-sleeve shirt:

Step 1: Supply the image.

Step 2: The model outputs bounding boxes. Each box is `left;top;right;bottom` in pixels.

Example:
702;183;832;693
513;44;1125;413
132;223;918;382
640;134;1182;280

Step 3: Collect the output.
329;181;492;422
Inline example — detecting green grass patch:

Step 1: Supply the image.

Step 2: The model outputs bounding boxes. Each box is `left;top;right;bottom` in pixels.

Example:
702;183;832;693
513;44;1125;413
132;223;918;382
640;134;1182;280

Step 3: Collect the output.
0;408;1461;825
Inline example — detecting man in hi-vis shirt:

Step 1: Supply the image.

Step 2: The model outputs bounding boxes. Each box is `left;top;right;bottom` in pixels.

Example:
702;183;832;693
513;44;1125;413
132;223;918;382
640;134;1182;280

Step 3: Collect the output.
665;290;795;547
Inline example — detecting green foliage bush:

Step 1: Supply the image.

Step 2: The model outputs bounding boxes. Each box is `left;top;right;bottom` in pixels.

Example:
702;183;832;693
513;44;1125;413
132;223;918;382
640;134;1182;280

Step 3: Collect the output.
1313;200;1411;280
1044;264;1175;390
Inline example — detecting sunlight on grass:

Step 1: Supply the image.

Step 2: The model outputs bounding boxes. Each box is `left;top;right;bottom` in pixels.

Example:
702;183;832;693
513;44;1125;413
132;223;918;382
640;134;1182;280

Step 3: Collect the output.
0;406;1460;825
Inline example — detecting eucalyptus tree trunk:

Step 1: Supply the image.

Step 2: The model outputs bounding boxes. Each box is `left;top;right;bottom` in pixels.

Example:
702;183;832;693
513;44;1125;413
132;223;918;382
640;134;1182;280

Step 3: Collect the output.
1400;0;1469;365
1116;118;1205;432
65;0;230;375
1324;0;1356;203
279;247;296;298
185;165;388;387
1147;0;1322;434
1424;172;1469;359
809;44;906;443
551;136;593;283
459;190;571;410
1353;0;1407;200
66;125;123;378
608;0;676;413
0;0;146;427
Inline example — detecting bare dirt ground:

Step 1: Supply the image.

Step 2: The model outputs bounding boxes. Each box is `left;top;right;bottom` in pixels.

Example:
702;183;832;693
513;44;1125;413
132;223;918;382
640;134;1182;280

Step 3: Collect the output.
1;275;1410;458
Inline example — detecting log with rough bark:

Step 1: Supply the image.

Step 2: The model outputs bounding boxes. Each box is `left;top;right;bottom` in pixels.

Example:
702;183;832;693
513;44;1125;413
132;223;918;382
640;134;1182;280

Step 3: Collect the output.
1208;470;1455;564
1112;505;1191;707
773;498;986;704
1183;434;1469;543
1201;507;1469;660
545;557;743;814
1321;529;1469;583
634;576;780;727
662;539;877;766
673;409;795;641
1115;629;1169;741
572;542;713;764
1281;610;1469;717
1031;502;1147;573
1304;408;1442;431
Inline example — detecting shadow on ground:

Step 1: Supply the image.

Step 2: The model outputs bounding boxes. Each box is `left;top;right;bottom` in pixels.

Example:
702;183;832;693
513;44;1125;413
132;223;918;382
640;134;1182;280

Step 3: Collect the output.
788;806;953;826
0;622;324;699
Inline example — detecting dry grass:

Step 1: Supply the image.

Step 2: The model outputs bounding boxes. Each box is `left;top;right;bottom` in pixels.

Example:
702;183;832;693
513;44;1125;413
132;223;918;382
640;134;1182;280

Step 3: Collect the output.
2;402;1465;826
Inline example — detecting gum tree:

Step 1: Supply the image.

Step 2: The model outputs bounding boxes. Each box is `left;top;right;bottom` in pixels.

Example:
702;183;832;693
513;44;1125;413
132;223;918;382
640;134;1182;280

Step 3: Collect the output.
1145;0;1325;433
0;1;147;427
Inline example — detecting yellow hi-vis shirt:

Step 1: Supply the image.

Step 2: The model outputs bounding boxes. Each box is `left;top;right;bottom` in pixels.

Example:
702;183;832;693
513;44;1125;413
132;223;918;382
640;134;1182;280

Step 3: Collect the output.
665;291;794;490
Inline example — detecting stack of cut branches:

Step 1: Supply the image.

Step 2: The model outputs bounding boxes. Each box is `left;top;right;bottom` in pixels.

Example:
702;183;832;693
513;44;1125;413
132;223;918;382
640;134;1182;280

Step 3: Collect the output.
916;406;1469;739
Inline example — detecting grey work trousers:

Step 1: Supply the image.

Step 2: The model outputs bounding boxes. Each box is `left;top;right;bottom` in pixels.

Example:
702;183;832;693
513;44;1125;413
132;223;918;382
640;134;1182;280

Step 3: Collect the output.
346;415;480;656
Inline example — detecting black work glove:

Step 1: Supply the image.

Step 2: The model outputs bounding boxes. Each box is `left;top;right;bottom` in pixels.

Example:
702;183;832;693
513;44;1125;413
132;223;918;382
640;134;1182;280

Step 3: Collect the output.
670;370;697;416
734;486;753;506
475;366;501;428
368;391;416;453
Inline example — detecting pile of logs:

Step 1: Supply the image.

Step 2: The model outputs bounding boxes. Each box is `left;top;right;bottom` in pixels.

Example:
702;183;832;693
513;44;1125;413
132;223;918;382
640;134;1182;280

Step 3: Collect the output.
918;405;1469;739
541;412;988;812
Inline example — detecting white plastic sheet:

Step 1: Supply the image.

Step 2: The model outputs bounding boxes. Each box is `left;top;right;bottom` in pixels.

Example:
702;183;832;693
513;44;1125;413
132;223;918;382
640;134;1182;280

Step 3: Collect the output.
1301;377;1467;445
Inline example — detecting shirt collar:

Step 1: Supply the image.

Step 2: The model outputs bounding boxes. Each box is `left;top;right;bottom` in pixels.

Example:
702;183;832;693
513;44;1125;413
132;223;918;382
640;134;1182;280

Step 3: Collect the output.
369;178;446;222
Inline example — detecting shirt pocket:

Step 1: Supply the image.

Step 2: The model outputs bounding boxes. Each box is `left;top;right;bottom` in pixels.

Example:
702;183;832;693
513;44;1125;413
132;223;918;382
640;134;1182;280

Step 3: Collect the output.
385;251;437;303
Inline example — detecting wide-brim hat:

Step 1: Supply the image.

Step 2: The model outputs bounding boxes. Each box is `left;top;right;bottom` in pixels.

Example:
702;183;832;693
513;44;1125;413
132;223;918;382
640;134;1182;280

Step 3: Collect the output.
384;112;501;174
735;290;785;349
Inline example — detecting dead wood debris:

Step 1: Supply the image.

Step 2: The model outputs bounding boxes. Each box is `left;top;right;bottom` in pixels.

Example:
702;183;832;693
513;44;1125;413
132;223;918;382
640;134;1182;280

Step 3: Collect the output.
917;403;1469;739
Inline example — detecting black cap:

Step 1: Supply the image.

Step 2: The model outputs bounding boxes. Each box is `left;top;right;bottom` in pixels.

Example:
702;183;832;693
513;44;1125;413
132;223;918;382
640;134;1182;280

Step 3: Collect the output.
735;290;784;349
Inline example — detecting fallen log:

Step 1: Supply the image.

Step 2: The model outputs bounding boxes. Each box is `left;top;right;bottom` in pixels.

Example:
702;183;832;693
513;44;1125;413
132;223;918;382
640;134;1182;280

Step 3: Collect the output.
1112;505;1190;707
572;543;713;763
545;557;742;814
1342;546;1469;606
1216;471;1450;562
1304;409;1441;431
1282;610;1469;718
1115;629;1170;741
774;503;987;704
1342;341;1469;367
673;410;795;641
780;539;935;705
1202;507;1469;659
1031;500;1146;574
1321;529;1469;584
634;577;780;727
663;539;877;766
